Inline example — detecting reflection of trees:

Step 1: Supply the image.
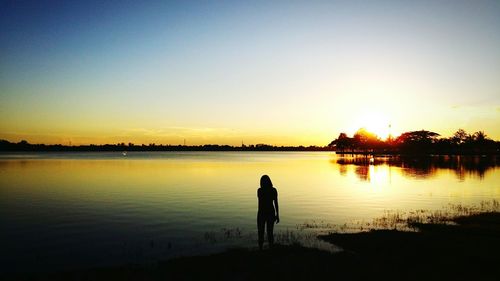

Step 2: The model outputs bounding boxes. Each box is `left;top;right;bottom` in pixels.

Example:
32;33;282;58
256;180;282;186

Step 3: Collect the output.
338;164;348;176
333;155;499;180
355;165;370;181
397;157;438;179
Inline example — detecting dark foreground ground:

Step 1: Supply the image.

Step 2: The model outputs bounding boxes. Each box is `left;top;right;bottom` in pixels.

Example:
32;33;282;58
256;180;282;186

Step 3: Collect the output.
9;212;500;281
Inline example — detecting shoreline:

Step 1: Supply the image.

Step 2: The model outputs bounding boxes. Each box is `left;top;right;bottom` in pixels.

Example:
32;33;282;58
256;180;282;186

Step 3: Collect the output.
1;150;499;156
10;211;500;281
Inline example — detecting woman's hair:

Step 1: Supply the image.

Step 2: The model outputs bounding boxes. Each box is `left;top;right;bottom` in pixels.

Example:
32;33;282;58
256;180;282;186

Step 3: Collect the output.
260;175;273;189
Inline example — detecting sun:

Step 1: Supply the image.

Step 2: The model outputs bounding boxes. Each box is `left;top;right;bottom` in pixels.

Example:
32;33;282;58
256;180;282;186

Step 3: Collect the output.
349;111;392;140
365;114;391;140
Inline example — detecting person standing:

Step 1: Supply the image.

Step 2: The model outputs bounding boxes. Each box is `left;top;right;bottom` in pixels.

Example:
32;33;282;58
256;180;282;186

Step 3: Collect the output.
257;175;279;250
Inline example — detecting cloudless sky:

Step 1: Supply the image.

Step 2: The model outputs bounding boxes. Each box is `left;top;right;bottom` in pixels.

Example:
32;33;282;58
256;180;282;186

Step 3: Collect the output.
1;0;499;145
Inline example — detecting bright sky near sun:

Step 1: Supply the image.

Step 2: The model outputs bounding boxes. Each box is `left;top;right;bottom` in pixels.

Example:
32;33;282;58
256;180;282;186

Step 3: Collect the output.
1;0;499;145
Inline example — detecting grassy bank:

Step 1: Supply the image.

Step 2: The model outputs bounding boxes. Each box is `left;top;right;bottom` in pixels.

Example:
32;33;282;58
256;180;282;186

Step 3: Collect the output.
10;203;500;281
320;211;500;281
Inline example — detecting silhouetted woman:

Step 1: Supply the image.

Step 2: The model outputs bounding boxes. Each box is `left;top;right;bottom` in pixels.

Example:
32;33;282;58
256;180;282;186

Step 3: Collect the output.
257;175;279;250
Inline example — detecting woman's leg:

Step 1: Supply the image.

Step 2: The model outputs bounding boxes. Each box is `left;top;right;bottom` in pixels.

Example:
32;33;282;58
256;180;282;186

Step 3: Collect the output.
257;213;265;250
266;215;275;247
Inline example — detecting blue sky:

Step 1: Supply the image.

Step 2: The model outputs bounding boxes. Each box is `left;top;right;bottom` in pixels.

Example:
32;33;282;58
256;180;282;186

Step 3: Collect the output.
1;0;499;145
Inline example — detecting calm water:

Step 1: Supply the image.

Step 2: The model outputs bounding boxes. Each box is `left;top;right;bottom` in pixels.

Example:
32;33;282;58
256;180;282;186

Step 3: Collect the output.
1;152;499;273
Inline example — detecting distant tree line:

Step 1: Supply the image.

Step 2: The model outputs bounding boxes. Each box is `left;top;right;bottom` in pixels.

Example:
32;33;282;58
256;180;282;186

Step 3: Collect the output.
0;140;332;152
2;128;498;154
329;128;499;155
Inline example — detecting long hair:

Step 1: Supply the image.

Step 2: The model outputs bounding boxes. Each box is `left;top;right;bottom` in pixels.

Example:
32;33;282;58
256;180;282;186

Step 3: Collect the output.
260;175;273;189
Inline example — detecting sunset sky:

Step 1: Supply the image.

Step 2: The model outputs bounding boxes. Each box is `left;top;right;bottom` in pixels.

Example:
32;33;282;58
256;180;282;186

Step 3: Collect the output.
1;0;499;145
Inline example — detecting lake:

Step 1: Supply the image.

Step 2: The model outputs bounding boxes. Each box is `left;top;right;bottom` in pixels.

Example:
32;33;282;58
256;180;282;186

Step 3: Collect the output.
1;152;499;273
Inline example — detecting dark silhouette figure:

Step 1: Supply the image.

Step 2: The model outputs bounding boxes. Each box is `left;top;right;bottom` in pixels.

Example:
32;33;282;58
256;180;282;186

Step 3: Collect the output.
257;175;279;250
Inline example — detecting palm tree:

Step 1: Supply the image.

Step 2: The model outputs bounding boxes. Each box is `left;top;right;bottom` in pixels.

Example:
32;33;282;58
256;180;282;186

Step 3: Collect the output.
473;131;487;142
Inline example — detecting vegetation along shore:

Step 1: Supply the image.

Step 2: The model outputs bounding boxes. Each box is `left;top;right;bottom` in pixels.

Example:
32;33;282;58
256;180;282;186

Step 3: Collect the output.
1;128;499;154
11;200;500;281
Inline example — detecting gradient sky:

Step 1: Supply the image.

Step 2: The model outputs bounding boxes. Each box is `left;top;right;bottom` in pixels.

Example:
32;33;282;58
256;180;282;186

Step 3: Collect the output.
1;0;499;145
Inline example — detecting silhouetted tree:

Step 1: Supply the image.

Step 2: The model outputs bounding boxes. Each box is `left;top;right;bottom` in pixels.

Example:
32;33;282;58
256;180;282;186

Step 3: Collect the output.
353;128;382;152
329;133;354;153
473;131;487;142
451;129;468;146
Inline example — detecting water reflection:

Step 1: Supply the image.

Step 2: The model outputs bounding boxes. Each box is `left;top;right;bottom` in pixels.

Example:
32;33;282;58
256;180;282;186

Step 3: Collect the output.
1;152;499;274
333;155;500;181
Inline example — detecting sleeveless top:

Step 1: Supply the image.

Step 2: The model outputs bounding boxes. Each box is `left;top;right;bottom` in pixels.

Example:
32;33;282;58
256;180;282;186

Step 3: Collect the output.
257;187;277;215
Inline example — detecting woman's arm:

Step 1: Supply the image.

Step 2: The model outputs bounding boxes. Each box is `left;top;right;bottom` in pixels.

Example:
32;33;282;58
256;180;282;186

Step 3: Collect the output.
274;191;280;224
